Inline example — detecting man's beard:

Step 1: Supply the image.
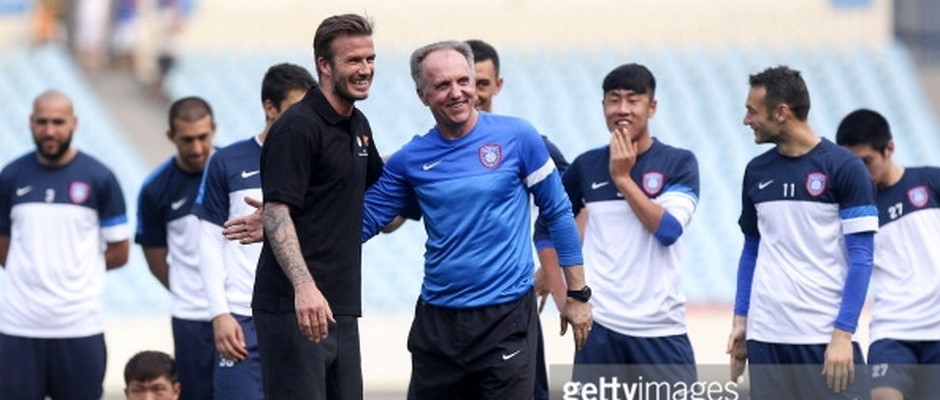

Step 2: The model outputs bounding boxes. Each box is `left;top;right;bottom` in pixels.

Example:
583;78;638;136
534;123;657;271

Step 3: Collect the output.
35;133;72;162
332;71;371;103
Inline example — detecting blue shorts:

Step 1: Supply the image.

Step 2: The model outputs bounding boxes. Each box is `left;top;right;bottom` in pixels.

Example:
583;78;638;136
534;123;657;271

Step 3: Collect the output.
868;339;940;398
747;340;870;400
214;314;263;400
0;333;106;400
572;322;697;390
173;317;216;400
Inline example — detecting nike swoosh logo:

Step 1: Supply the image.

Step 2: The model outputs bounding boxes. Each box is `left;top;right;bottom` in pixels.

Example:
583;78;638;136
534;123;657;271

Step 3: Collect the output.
15;186;32;196
422;160;442;171
758;180;774;190
171;198;188;211
502;350;521;361
591;181;609;190
241;170;260;178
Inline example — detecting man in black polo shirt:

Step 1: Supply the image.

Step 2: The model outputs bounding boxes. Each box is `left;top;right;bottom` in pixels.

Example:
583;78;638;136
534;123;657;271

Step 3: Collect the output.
252;14;383;400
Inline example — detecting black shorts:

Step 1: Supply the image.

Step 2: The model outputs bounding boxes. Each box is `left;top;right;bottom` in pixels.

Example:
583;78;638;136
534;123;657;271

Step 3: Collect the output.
407;290;537;400
254;311;362;400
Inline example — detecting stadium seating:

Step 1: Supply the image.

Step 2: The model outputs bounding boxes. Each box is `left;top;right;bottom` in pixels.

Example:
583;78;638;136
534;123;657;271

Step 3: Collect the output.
2;41;938;316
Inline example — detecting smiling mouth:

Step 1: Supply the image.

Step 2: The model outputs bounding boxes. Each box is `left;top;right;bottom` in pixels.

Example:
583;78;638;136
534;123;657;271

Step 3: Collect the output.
614;120;632;130
447;100;468;109
351;77;371;88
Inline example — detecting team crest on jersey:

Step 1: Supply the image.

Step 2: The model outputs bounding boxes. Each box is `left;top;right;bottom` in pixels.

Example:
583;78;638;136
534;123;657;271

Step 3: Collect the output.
69;181;91;204
478;143;502;169
805;172;827;197
908;185;929;208
642;172;665;196
356;135;370;148
356;135;370;157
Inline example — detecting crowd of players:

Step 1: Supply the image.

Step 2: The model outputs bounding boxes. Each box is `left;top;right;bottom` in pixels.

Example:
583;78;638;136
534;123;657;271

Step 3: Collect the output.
1;11;938;400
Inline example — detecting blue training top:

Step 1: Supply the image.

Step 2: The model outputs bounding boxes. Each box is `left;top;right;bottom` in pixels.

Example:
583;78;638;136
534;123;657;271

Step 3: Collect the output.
362;112;582;308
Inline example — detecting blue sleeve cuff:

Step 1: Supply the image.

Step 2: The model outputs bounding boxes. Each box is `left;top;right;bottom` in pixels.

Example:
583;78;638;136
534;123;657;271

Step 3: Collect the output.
653;211;683;246
834;231;874;333
733;235;759;316
534;238;554;252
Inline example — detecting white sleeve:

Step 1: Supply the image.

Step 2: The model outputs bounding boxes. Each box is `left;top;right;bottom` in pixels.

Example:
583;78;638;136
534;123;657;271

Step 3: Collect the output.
199;219;229;318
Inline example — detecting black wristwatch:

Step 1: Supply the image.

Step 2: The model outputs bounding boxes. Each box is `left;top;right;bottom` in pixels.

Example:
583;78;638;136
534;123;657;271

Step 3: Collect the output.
566;285;592;303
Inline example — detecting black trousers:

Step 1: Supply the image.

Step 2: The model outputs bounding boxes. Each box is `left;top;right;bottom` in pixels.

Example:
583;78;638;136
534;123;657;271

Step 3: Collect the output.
254;311;362;400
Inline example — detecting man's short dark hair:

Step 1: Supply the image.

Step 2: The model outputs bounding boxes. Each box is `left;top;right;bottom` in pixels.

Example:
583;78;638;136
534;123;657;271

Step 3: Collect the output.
261;63;316;110
313;14;374;77
124;351;177;385
836;108;892;154
602;63;656;99
749;65;811;121
168;96;213;133
465;39;500;76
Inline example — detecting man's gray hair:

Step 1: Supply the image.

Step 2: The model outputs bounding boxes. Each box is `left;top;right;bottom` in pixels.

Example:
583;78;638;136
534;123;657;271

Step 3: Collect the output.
409;40;474;90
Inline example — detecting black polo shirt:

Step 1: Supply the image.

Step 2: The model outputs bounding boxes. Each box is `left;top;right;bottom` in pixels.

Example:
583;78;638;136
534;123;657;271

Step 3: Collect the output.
253;86;382;316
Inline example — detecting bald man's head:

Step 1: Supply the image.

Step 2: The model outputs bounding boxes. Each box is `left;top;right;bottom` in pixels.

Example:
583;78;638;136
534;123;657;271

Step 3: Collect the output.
30;90;78;166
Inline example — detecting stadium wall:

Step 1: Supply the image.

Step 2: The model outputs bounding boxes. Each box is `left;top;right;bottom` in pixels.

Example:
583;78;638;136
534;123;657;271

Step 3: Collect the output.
0;1;896;54
181;0;892;52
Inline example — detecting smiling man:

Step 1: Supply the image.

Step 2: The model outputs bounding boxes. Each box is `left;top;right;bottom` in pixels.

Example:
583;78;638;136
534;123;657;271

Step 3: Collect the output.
361;40;591;399
536;63;700;393
252;14;383;400
728;66;877;399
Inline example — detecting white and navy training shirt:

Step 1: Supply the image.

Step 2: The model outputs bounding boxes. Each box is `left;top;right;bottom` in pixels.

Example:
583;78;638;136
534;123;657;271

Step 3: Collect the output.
0;152;128;338
362;112;583;308
869;166;940;342
193;137;263;318
136;156;210;321
736;138;878;344
555;138;699;337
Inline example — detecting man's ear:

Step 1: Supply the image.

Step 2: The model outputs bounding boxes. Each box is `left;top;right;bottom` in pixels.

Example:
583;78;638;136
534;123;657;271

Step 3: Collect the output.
316;56;330;79
774;104;789;123
262;99;277;121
